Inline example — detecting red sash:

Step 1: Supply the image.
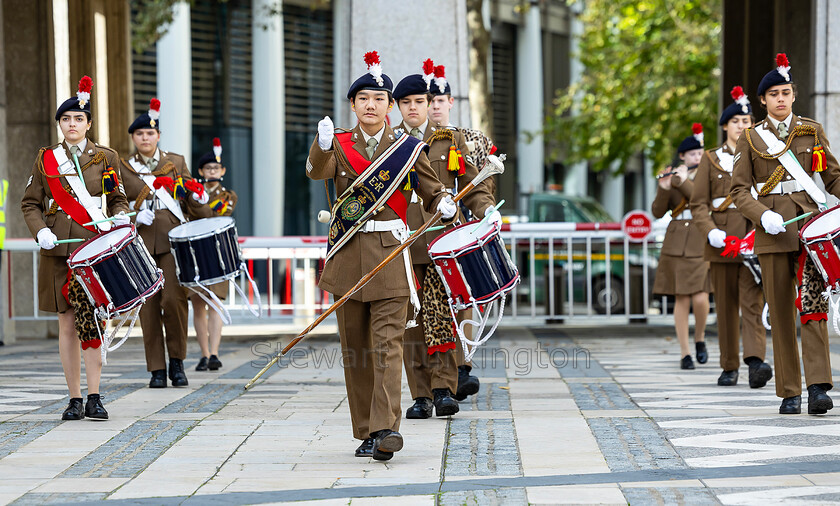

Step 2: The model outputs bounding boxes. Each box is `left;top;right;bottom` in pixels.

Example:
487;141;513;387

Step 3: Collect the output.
43;148;96;233
336;132;408;222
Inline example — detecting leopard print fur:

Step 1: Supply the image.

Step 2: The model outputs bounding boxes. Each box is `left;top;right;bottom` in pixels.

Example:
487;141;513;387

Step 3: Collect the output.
798;252;829;315
423;264;456;352
67;274;105;349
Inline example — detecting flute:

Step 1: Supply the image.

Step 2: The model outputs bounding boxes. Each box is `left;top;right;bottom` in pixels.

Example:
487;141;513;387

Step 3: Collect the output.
656;164;698;179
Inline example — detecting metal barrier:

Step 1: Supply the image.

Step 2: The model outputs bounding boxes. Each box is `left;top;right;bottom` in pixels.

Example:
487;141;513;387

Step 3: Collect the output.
3;223;668;324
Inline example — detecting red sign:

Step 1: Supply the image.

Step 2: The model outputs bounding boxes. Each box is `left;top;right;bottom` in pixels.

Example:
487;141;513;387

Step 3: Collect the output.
622;210;653;242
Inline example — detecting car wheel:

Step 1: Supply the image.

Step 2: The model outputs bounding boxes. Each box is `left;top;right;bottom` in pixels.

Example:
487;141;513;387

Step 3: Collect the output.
593;276;625;314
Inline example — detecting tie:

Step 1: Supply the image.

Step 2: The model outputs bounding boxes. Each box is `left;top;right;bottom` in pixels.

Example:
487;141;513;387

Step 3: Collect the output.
410;127;422;140
69;145;83;178
365;137;378;159
69;145;80;157
777;121;788;139
148;158;158;172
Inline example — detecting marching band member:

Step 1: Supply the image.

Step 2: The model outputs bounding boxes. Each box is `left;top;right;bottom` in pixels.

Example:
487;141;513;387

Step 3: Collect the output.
394;61;496;419
730;54;840;414
21;76;130;420
690;86;771;388
307;51;455;461
120;98;212;388
652;124;711;370
192;138;238;372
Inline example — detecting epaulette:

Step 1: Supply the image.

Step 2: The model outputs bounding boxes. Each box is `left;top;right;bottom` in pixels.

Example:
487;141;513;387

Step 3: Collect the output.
94;143;118;156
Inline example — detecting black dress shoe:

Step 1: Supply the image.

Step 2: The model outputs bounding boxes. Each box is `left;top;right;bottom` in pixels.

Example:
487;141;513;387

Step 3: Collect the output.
433;388;460;417
208;354;222;371
695;342;708;364
371;429;403;461
717;370;738;386
84;394;108;420
808;384;834;415
748;361;773;389
149;369;167;388
779;395;802;414
454;365;480;401
169;358;189;387
406;397;433;419
680;355;695;370
61;398;84;420
354;438;374;457
195;357;209;371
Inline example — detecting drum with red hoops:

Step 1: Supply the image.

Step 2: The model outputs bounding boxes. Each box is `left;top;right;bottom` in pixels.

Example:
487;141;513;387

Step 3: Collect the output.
67;224;163;318
427;219;519;311
800;204;840;293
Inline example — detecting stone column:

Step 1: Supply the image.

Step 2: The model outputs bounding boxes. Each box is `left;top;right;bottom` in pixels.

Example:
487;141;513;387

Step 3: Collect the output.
156;1;191;158
813;0;840;142
563;3;587;197
515;3;544;211
252;0;285;236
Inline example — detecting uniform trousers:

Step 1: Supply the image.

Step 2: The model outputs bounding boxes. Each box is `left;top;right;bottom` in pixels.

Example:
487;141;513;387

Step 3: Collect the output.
336;296;407;440
140;251;189;371
709;262;766;371
403;264;459;399
758;251;833;398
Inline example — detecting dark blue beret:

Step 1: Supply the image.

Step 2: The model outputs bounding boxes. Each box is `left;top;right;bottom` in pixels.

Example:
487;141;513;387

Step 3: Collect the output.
55;96;91;121
757;69;794;96
719;102;752;125
678;135;703;154
393;74;431;100
347;72;393;100
128;112;159;134
197;152;218;169
431;80;451;96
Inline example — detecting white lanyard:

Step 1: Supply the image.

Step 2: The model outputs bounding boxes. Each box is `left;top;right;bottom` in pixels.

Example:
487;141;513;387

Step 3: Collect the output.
129;158;187;223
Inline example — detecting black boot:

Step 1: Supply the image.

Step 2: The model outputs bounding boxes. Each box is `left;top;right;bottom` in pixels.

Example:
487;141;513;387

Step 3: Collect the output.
61;398;84;420
195;357;209;371
680;355;695;370
454;365;480;401
354;438;374;457
405;397;433;419
149;369;167;388
208;354;222;371
717;370;738;386
169;358;189;387
371;429;403;461
746;358;772;389
779;395;801;414
808;384;834;415
433;388;460;417
84;394;108;420
695;342;708;364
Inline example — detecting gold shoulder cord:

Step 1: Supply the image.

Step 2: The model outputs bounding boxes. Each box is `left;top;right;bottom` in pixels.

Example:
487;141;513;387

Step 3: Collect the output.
39;149;106;178
744;125;818;160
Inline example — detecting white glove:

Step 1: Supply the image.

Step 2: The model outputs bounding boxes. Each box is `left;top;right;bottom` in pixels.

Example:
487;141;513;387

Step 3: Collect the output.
485;205;502;226
437;195;457;219
137;209;155;226
36;228;57;250
708;228;727;248
192;191;209;204
760;210;786;235
317;116;334;150
112;212;130;226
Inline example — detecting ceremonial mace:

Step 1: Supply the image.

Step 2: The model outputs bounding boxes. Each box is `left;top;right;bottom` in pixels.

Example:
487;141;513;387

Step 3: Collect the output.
243;154;506;390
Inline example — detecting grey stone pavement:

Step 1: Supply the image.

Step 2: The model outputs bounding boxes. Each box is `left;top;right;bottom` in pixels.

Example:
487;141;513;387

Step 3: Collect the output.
4;324;840;505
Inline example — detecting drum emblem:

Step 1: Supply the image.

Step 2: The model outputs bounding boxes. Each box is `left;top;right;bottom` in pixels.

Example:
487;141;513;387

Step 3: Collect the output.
341;198;364;221
379;170;390;181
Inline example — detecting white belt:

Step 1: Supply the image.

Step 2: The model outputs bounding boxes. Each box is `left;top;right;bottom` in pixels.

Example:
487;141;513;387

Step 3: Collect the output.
141;199;172;211
48;198;101;210
360;219;406;233
673;209;692;220
711;197;736;209
755;180;804;195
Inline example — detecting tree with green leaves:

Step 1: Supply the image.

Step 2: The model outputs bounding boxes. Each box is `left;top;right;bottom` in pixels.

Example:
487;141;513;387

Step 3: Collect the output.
544;0;721;175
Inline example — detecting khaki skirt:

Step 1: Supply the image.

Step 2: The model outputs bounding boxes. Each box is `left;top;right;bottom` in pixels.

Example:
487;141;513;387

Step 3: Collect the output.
653;253;712;296
38;254;72;313
189;279;229;303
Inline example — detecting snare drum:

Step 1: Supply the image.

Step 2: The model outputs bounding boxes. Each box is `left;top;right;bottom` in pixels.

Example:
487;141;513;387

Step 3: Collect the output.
169;217;242;287
67;224;163;317
427;219;519;311
800;205;840;291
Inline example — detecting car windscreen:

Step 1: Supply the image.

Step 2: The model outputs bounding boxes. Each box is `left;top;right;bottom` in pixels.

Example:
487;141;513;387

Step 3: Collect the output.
577;200;615;222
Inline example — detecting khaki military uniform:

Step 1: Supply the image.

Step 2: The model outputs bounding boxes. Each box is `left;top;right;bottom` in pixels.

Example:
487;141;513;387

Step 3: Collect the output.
651;169;712;295
690;144;766;371
21;139;129;313
307;123;450;440
730;115;840;398
120;150;212;372
397;122;495;400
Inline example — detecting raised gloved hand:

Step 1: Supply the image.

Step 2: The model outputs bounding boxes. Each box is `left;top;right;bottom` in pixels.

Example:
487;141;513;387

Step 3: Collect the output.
137;209;155;226
192;191;209;204
760;210;786;235
112;212;130;226
437;195;457;220
317;116;334;150
485;205;502;226
707;228;726;248
37;228;57;250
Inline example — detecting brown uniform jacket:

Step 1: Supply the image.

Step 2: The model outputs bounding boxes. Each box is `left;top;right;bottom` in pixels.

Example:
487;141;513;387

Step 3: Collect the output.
691;144;755;263
730;115;840;254
307;123;450;301
398;122;496;264
651;169;704;257
206;183;237;216
120;150;212;254
21;139;130;257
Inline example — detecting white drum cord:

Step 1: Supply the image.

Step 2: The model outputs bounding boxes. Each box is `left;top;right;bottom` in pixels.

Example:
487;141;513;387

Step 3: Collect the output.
450;294;507;362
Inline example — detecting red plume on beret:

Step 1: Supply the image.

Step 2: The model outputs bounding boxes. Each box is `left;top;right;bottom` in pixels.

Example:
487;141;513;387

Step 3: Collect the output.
730;86;744;101
148;97;160;127
433;65;446;79
363;51;384;87
364;51;380;67
77;75;92;107
423;59;434;76
776;53;790;69
213;137;222;162
692;123;703;135
433;65;447;94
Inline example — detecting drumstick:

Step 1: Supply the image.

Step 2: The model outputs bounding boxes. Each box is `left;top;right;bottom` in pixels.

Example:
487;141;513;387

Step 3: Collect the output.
470;199;506;233
54;238;85;244
782;212;812;227
409;225;446;236
82;212;137;227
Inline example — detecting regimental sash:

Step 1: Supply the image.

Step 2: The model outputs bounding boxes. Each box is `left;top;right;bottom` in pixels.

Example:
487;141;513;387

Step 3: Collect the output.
43;147;99;233
326;132;427;261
